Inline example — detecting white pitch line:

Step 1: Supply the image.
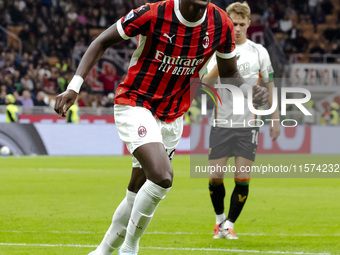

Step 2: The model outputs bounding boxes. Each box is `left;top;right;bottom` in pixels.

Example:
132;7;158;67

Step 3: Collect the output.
0;243;96;248
145;231;340;237
0;230;97;234
0;243;330;255
142;246;331;255
1;229;339;237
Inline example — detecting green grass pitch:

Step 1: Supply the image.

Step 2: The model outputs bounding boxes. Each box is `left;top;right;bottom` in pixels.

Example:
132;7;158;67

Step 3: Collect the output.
0;155;339;255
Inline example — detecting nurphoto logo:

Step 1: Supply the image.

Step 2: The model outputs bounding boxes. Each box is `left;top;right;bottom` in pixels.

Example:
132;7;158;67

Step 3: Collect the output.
199;83;312;128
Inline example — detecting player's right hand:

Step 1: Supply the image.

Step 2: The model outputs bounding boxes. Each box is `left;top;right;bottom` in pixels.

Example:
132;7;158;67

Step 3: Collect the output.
54;90;78;117
252;86;268;107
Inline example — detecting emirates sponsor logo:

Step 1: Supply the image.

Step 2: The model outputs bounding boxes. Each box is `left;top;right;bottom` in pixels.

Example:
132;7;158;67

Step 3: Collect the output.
155;50;204;75
155;50;204;67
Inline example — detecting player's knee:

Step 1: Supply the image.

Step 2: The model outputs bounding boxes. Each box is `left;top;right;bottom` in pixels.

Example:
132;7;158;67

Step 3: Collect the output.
157;177;172;188
147;165;173;188
156;168;173;188
152;176;173;189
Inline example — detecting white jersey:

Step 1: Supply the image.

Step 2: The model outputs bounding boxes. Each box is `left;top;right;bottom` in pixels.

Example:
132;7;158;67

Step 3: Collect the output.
207;39;274;128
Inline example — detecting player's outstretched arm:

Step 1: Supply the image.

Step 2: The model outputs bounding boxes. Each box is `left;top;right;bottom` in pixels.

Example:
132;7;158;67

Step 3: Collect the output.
54;23;124;117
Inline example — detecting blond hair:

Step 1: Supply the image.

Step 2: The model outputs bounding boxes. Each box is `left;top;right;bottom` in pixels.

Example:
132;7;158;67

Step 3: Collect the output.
226;2;251;19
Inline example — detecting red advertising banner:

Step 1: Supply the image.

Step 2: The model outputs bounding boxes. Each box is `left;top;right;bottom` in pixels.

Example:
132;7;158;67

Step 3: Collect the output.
257;125;311;154
19;114;115;123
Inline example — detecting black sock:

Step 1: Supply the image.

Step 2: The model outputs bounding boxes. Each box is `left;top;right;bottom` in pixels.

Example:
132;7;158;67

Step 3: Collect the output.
209;182;225;215
227;182;249;223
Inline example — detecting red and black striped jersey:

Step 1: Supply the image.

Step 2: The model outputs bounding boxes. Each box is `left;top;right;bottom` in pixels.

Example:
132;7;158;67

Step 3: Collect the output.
115;0;235;122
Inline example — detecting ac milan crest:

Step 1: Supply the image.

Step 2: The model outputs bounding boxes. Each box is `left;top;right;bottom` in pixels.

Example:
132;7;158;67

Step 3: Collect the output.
202;35;209;49
138;126;147;137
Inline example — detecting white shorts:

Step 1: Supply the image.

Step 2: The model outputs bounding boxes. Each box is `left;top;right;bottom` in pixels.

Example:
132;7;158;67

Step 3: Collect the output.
114;104;183;168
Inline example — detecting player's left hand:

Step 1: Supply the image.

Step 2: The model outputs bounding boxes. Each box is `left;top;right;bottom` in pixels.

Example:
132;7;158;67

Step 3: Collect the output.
54;90;78;117
270;119;281;141
252;86;268;107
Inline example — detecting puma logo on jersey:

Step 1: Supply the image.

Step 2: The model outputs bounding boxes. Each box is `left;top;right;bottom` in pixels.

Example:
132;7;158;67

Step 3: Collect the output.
163;33;175;43
238;194;247;202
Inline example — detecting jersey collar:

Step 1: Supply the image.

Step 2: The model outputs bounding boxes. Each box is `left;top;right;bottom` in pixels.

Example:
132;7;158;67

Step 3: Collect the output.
174;0;207;27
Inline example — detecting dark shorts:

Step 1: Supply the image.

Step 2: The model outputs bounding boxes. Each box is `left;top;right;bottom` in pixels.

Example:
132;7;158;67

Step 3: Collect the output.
209;127;259;161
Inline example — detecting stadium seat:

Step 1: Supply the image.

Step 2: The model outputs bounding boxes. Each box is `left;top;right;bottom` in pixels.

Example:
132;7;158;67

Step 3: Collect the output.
325;15;337;25
48;57;59;66
300;24;314;40
7;26;23;50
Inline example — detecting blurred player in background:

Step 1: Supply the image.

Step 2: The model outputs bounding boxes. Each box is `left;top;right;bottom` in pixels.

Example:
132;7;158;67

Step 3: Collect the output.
5;94;19;123
203;1;280;239
54;0;267;254
66;102;79;124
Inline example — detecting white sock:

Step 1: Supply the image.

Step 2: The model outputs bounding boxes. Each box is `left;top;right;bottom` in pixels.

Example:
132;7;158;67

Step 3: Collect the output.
216;213;226;224
95;189;136;255
223;219;234;230
120;180;170;253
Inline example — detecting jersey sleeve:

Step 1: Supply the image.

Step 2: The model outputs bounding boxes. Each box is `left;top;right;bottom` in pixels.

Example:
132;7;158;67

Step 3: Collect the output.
258;45;274;83
116;4;153;40
216;15;236;59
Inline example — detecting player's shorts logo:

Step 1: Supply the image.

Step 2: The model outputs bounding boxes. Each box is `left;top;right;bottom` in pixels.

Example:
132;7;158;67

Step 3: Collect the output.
203;35;209;49
138;126;147;137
